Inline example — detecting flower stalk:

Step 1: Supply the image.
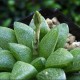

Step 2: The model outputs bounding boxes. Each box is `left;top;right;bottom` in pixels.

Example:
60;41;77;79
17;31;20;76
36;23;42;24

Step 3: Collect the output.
33;11;42;55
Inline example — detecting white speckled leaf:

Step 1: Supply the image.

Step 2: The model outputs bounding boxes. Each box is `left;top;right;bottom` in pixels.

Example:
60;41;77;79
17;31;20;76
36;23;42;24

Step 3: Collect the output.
0;27;17;50
46;48;73;68
14;22;35;49
55;23;69;50
0;50;16;71
9;43;32;63
10;61;38;80
36;68;66;80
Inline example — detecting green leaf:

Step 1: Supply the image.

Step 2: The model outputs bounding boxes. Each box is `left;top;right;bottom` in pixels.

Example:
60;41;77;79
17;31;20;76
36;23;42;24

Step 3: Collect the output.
10;61;38;80
36;68;66;80
0;50;16;71
0;72;10;79
14;22;35;49
0;27;17;50
55;23;69;50
46;48;73;68
31;57;46;72
8;43;32;63
38;27;58;59
65;48;80;72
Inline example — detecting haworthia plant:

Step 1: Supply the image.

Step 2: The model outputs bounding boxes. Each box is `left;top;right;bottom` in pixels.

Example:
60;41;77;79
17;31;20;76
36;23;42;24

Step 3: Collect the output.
38;26;58;59
29;12;50;40
55;23;69;50
46;48;73;68
0;27;17;50
31;57;46;72
36;68;66;80
0;72;10;79
10;61;38;80
0;50;16;71
65;48;80;72
8;43;32;63
0;10;78;80
14;22;35;49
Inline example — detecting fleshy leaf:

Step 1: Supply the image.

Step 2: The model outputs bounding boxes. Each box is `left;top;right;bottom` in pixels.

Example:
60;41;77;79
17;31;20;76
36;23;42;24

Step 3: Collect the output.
14;22;35;49
55;23;69;50
0;72;10;79
0;27;17;50
9;43;32;63
31;57;46;72
65;48;80;72
38;27;58;59
0;50;16;71
10;61;38;80
36;68;66;80
46;48;73;68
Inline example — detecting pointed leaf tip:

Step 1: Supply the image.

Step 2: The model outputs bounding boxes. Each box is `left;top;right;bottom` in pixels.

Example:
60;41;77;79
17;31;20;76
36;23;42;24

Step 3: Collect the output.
33;11;42;27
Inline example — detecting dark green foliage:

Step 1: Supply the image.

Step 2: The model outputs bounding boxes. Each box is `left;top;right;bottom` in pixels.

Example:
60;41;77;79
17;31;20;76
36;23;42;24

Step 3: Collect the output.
0;0;60;27
1;0;80;27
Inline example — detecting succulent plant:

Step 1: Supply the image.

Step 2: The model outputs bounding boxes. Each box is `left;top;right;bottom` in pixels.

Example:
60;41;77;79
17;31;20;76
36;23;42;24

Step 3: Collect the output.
0;11;80;80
